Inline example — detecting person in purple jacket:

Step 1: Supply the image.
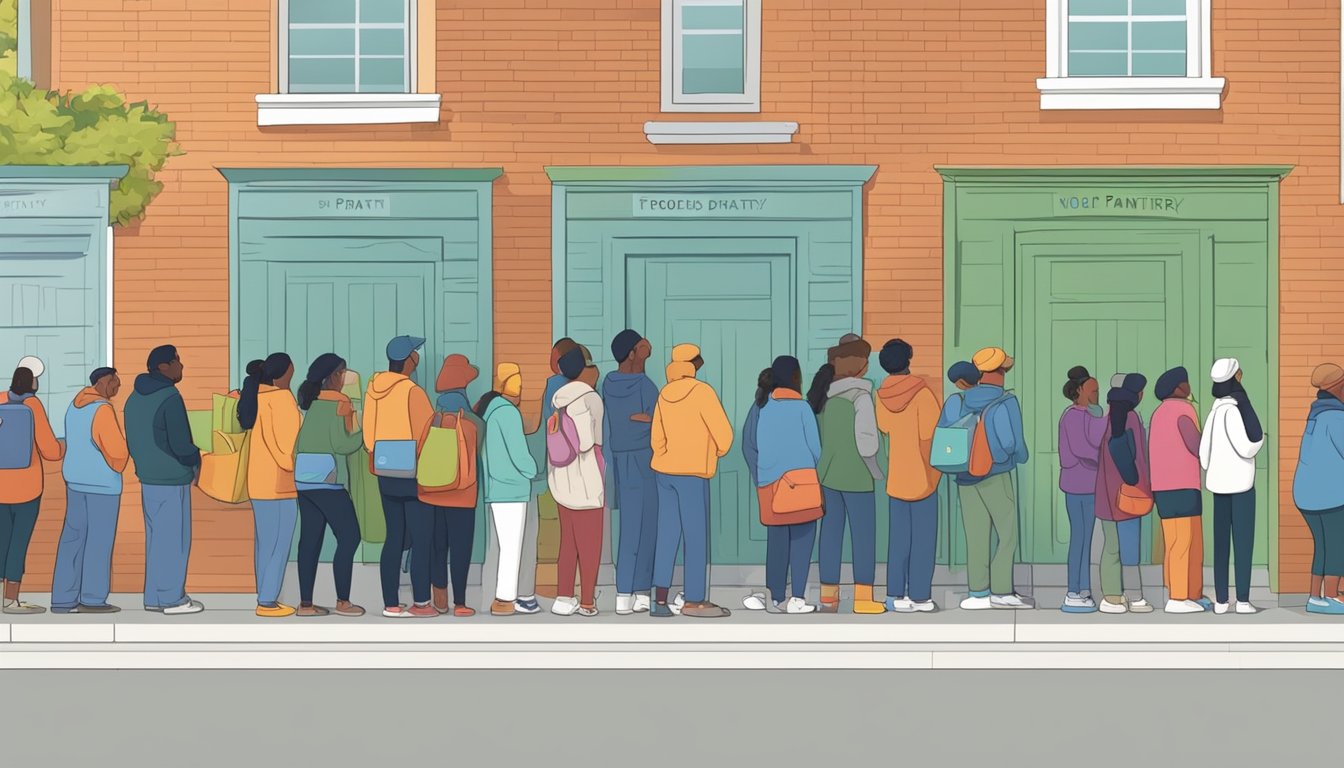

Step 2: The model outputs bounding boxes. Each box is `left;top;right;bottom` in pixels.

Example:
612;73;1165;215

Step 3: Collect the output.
1058;366;1105;613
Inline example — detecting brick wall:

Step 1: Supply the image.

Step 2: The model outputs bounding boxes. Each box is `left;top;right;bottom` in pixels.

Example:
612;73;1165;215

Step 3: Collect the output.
29;0;1341;593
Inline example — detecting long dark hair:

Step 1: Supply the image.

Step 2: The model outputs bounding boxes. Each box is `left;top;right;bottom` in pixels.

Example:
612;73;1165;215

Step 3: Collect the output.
474;391;505;418
768;356;802;405
1062;365;1090;402
1212;378;1264;443
807;363;836;414
752;367;774;408
1107;389;1136;437
238;353;293;430
297;353;346;412
9;367;36;396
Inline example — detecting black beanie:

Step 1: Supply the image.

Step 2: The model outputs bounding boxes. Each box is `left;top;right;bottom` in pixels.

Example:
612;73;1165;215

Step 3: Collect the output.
558;346;590;380
1154;367;1188;400
610;329;642;363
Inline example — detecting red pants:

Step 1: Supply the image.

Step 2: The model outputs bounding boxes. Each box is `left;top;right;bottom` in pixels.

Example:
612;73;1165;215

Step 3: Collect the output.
557;505;604;607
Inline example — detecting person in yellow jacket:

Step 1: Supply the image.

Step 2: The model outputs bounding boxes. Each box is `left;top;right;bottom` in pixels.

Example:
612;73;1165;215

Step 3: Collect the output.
363;336;436;618
649;344;734;618
238;353;302;617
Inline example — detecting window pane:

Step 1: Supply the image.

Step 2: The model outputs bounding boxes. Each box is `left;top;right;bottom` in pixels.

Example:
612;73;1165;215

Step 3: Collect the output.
1132;0;1186;15
1067;0;1127;16
360;0;406;24
682;4;745;31
289;0;356;25
290;28;356;57
1068;51;1128;76
288;58;356;93
1068;21;1127;51
359;58;406;92
1132;21;1186;51
682;34;745;95
360;28;405;56
1132;52;1186;76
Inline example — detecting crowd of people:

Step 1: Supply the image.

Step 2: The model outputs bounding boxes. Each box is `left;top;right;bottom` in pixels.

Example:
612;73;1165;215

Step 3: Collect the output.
1;332;1342;618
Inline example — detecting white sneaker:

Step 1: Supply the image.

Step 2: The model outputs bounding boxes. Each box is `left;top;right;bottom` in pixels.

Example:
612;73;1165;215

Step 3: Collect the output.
633;594;651;613
1061;594;1097;613
1099;597;1129;614
162;599;204;615
1235;601;1259;615
742;592;768;611
1165;599;1206;614
960;595;992;610
910;600;938;613
615;594;634;615
551;597;579;616
669;592;685;615
784;597;816;614
888;597;916;613
1213;601;1230;615
1128;598;1154;614
990;593;1035;610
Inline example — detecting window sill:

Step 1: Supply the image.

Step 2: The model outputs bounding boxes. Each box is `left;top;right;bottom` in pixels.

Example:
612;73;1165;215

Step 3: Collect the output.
643;121;799;145
1036;77;1226;110
255;94;442;127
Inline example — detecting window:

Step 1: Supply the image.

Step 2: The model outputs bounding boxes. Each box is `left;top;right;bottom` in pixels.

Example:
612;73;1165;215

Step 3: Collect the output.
257;0;440;127
5;0;52;88
661;0;761;113
1038;0;1224;110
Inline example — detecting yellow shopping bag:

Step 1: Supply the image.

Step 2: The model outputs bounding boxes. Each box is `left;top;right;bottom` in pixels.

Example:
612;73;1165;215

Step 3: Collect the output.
199;430;250;504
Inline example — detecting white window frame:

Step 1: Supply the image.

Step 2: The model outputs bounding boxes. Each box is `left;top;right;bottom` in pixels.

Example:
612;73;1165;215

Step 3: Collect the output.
1037;0;1225;110
257;0;439;127
661;0;762;113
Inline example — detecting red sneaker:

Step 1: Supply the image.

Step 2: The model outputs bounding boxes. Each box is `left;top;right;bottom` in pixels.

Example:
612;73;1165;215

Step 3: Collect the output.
407;603;438;618
453;605;476;617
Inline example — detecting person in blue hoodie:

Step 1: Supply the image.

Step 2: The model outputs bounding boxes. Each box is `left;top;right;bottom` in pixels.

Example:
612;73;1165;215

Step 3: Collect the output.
123;345;205;615
601;329;661;616
1292;363;1344;615
938;346;1032;610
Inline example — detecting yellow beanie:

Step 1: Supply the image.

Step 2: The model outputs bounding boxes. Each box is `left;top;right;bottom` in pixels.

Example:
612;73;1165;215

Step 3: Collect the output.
972;347;1012;373
671;343;701;363
496;363;522;397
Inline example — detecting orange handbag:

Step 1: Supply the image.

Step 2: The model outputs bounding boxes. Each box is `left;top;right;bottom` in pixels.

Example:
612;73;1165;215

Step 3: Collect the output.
771;468;823;514
1116;484;1154;517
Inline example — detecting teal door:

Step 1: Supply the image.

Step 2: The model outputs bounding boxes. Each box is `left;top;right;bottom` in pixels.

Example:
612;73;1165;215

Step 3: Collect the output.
626;253;793;565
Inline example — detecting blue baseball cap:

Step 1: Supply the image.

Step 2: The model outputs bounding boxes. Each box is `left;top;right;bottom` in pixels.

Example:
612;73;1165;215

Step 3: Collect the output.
386;335;426;363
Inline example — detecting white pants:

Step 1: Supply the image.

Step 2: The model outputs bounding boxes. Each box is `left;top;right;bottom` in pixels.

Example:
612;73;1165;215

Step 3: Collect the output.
487;502;530;602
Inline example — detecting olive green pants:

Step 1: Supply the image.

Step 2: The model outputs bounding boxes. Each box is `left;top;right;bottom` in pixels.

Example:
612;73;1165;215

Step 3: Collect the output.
1099;518;1144;601
957;473;1019;596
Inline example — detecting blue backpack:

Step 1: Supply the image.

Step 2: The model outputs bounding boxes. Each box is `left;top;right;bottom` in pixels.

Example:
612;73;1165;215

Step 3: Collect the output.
0;393;36;470
930;391;1014;475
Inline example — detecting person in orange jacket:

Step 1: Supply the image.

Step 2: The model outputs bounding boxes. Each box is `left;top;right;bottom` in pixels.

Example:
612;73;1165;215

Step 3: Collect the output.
0;357;66;614
648;343;734;619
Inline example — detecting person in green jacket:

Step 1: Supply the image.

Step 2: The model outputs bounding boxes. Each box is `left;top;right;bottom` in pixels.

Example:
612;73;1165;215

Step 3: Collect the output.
476;363;540;617
806;334;885;614
293;353;366;618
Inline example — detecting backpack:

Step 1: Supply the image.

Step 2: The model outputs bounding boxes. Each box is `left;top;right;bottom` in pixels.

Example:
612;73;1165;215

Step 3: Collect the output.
417;410;478;491
546;405;581;468
931;391;1015;476
0;393;36;471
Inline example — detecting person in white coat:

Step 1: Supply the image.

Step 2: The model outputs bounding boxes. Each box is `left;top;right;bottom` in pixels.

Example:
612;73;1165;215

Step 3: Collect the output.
1199;358;1265;614
547;345;606;617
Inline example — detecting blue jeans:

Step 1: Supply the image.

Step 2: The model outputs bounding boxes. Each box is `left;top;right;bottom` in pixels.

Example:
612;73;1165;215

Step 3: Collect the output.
767;521;817;603
653;473;710;603
614;449;658;595
887;493;938;602
251;498;298;607
51;491;120;608
819;488;877;586
1064;493;1095;595
140;484;192;609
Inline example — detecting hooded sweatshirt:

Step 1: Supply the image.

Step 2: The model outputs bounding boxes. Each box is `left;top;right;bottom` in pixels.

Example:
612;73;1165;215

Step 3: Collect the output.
817;377;882;493
294;391;363;492
876;374;942;501
62;387;129;496
246;385;302;500
755;389;821;487
0;391;64;504
362;371;434;455
937;383;1028;485
1293;392;1344;511
1058;405;1106;495
124;372;200;486
650;362;733;479
601;371;658;454
547;380;605;510
481;395;538;503
1200;396;1264;495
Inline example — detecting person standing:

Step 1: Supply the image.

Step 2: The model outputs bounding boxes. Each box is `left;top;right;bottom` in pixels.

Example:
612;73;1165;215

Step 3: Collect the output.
238;354;301;618
1292;363;1344;615
938;347;1033;610
51;367;127;614
364;336;436;618
1200;358;1265;615
423;353;484;617
650;343;734;618
1094;374;1154;615
294;353;366;617
542;338;580;437
1149;367;1211;614
1057;366;1104;613
124;345;204;615
876;339;942;613
602;329;660;616
478;363;540;616
547;345;606;617
0;357;66;614
809;334;885;614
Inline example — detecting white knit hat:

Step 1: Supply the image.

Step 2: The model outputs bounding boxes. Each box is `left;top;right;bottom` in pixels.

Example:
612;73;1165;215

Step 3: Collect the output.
16;355;44;379
1210;358;1240;384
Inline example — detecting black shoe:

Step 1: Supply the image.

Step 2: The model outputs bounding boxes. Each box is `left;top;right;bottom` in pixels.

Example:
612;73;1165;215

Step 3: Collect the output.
76;604;122;614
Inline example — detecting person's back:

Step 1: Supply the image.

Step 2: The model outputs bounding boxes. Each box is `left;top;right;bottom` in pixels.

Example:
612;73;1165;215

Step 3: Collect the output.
601;371;657;454
481;394;535;503
1149;397;1201;492
942;383;1027;484
755;393;819;487
876;374;941;502
125;371;197;486
247;385;301;500
651;374;732;478
63;387;127;497
816;386;871;493
1294;393;1344;511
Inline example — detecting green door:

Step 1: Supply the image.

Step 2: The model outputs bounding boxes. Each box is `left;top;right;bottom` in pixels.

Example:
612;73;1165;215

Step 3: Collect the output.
1017;233;1200;564
626;254;792;565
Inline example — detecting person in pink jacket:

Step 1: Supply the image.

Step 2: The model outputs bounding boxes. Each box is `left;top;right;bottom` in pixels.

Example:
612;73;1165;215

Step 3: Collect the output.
1095;373;1153;614
1149;367;1212;614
